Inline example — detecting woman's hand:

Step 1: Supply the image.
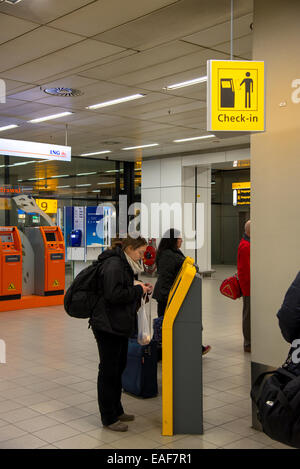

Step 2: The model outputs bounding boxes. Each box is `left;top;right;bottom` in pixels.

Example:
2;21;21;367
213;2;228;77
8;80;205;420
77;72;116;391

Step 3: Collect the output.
144;283;153;294
141;283;149;295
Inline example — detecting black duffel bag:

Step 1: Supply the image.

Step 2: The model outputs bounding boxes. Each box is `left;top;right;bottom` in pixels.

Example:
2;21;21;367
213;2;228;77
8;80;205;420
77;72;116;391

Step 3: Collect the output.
251;366;300;448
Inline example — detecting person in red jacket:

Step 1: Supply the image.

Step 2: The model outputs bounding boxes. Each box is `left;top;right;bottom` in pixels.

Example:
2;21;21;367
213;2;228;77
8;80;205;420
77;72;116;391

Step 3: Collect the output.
237;220;251;353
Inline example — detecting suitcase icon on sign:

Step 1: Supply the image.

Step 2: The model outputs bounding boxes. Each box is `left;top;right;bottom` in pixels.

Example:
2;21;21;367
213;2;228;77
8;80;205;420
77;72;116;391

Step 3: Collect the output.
220;78;235;107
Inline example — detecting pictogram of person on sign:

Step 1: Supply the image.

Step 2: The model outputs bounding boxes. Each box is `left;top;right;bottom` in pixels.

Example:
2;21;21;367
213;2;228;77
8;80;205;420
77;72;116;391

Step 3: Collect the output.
240;72;253;108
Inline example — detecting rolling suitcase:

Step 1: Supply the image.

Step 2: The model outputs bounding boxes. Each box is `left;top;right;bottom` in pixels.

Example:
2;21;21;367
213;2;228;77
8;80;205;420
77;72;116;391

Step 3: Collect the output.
122;338;158;398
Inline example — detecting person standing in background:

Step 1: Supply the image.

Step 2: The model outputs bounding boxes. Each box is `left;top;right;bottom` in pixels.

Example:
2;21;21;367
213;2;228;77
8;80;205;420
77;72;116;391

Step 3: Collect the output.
237;220;251;353
153;228;211;356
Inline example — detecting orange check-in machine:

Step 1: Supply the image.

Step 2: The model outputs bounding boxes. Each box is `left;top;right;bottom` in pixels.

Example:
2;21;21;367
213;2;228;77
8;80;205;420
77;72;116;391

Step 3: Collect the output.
26;226;65;296
0;226;22;301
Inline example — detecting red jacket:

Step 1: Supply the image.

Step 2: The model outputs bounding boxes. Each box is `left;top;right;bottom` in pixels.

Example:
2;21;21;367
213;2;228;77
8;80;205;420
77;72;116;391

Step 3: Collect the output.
237;234;250;297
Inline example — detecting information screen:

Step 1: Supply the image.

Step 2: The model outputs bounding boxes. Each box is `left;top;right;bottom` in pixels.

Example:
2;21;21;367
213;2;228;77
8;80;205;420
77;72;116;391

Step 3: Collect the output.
0;234;13;243
45;232;56;242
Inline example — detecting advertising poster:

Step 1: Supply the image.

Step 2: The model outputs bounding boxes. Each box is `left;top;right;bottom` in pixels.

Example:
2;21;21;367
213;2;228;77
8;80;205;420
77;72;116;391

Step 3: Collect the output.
86;206;104;246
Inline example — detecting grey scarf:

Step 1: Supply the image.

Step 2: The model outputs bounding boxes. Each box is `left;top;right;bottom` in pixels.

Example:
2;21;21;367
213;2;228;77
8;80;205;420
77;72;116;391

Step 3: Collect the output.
124;252;144;275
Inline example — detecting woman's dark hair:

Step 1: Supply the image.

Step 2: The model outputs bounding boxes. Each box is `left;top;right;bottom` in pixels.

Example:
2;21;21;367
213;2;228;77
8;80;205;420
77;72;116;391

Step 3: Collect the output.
156;229;181;262
122;235;147;251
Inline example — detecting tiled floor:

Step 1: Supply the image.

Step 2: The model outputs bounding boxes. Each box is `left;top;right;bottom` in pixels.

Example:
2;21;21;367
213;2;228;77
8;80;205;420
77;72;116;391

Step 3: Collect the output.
0;266;292;449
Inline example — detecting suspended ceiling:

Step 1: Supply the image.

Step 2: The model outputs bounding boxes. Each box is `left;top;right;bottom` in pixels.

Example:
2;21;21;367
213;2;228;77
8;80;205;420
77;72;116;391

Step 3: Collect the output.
0;0;253;162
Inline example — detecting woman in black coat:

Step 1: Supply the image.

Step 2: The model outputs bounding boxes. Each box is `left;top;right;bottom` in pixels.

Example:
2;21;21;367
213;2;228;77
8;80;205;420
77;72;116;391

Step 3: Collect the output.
90;236;152;432
153;229;211;355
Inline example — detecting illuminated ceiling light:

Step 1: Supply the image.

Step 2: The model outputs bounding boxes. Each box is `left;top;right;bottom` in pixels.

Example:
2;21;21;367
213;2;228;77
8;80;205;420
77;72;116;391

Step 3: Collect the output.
0;124;19;131
57;185;70;188
92;190;101;193
97;181;114;185
76;184;91;187
9;160;36;167
122;144;159;150
76;172;97;176
80;150;111;156
3;0;23;4
28;112;73;123
164;76;207;90
86;94;145;110
173;135;215;143
50;174;70;178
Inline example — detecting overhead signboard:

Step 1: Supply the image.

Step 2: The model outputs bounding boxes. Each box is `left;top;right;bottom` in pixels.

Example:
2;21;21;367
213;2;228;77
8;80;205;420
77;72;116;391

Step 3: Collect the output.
36;199;58;214
0;138;71;161
207;60;265;133
232;182;251;206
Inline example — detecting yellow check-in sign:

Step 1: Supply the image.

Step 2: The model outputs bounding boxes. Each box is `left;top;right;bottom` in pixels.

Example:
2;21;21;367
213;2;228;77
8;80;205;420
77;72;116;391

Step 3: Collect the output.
36;199;57;214
207;60;265;132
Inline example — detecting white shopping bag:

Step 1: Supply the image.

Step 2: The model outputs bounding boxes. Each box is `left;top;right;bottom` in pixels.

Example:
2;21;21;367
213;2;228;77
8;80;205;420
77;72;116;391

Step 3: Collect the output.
137;295;152;346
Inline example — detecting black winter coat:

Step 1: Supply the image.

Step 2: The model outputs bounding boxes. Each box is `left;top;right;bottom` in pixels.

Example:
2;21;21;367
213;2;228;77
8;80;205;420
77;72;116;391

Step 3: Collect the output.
89;247;143;337
277;271;300;343
153;248;185;304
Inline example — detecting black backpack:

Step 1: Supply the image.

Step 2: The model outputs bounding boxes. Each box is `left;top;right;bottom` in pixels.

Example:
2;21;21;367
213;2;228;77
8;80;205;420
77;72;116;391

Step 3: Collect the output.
251;366;300;448
64;260;102;319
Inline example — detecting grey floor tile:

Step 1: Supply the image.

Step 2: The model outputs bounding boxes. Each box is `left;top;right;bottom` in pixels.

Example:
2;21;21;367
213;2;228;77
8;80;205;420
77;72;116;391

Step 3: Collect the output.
54;434;100;449
0;407;41;424
0;400;23;414
33;423;80;444
29;400;71;414
15;415;61;433
0;434;47;449
45;406;90;423
0;424;27;442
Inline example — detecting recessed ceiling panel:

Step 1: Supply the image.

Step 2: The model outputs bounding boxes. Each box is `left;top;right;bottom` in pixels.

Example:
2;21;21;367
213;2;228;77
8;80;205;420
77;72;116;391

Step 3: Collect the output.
0;26;83;73
79;41;199;81
94;0;252;50
49;0;178;37
0;0;95;24
183;13;253;48
1;40;125;83
0;13;38;44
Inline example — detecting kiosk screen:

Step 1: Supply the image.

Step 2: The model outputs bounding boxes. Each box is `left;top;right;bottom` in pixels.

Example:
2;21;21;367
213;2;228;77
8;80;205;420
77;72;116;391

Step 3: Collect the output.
0;234;13;243
45;232;56;242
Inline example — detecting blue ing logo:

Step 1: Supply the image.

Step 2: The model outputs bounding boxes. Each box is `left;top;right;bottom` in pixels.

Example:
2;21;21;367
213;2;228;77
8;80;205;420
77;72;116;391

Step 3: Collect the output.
50;150;60;155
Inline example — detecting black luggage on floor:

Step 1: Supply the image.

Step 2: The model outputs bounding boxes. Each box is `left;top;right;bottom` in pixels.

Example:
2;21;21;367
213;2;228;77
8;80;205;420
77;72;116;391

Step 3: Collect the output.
251;366;300;448
122;338;158;398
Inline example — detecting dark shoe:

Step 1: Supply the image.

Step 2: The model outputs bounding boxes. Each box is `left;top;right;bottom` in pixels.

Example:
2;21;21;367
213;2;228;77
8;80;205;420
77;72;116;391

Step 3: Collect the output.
202;345;211;356
119;413;135;422
244;345;251;353
105;421;128;432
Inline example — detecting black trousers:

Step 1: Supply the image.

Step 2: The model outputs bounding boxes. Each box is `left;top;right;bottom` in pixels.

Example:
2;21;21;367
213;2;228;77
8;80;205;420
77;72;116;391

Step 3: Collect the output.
157;301;167;318
92;328;128;426
242;296;251;347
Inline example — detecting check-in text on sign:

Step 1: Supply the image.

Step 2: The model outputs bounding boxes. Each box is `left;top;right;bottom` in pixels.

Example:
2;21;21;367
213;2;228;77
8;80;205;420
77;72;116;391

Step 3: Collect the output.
207;60;265;133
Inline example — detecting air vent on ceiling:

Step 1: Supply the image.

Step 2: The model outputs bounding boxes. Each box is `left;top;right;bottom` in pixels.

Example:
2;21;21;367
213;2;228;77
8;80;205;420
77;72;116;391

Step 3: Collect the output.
43;87;84;97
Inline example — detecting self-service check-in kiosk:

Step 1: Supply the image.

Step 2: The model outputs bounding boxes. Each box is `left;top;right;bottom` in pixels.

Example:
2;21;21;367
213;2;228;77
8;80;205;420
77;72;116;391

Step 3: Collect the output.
25;226;65;296
162;256;203;436
0;226;22;300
